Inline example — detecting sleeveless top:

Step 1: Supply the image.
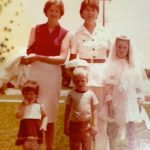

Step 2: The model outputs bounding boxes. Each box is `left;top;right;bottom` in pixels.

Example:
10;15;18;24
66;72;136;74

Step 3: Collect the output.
22;102;42;119
27;23;68;56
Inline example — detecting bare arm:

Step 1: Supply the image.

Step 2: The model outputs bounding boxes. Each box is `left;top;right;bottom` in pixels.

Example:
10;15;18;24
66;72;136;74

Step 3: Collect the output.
41;104;47;118
15;102;26;119
40;104;48;131
105;85;115;121
69;34;78;60
22;32;71;65
64;104;71;136
91;101;98;141
91;105;98;129
91;92;99;136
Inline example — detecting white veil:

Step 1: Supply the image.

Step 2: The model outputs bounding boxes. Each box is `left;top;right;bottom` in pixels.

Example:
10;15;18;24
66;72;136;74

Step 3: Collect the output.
105;35;150;129
106;35;150;96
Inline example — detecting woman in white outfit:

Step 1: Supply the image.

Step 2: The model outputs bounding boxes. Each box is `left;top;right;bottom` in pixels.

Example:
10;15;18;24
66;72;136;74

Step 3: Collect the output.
103;35;150;150
70;0;112;149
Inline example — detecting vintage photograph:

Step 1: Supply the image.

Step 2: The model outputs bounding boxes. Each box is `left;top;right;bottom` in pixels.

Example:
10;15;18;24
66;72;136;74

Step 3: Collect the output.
0;0;150;149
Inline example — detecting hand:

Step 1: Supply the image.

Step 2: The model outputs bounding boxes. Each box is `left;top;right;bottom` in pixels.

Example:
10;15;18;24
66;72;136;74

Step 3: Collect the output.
20;56;37;65
108;105;114;118
137;98;144;112
137;98;144;106
40;126;47;131
108;116;115;123
90;126;97;141
22;99;29;105
91;126;97;135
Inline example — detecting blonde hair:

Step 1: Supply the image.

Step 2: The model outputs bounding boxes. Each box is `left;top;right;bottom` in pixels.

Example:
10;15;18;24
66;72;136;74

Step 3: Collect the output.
73;67;88;78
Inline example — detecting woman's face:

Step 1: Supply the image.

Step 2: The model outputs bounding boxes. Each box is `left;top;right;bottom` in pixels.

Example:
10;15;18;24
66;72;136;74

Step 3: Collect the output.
116;40;129;59
46;4;61;21
81;6;98;22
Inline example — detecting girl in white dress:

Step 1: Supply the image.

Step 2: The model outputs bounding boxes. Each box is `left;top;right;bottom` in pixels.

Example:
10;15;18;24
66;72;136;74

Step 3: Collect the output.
103;35;150;150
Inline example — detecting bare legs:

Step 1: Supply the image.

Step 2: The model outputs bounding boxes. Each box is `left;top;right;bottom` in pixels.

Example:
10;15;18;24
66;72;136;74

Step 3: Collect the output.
45;123;55;150
22;140;40;150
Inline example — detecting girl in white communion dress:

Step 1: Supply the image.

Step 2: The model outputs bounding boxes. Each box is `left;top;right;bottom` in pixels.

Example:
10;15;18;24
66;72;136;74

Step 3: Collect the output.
103;35;150;150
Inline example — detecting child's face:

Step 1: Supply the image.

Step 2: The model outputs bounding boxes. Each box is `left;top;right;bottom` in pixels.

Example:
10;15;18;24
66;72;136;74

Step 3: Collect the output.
23;90;37;103
73;75;88;89
116;40;129;59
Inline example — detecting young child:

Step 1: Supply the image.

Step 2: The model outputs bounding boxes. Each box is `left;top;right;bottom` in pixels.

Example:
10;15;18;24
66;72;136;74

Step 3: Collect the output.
15;80;48;150
65;58;89;87
64;67;99;150
103;35;150;150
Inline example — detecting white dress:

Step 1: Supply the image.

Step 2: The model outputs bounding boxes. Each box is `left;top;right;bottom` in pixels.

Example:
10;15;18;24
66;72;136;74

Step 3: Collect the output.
104;59;150;150
104;59;148;123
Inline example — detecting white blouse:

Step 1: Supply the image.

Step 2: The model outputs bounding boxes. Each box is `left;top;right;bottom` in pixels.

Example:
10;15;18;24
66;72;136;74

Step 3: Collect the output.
71;23;112;59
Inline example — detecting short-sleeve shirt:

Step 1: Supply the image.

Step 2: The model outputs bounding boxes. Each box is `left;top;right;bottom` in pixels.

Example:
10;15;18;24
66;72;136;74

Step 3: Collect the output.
66;89;99;122
71;23;112;59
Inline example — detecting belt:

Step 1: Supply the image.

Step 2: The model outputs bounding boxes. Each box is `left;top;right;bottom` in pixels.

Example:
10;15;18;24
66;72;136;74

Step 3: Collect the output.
81;58;105;63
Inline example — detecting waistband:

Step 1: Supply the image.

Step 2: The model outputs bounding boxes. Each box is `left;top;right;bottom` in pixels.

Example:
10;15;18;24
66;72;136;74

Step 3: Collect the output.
81;58;105;63
69;120;91;125
26;136;39;141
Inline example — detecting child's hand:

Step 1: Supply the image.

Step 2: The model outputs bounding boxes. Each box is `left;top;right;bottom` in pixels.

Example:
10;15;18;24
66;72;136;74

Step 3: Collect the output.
108;116;115;123
90;126;97;141
137;98;144;105
91;126;97;135
23;99;29;105
20;101;27;107
108;105;114;118
64;126;69;136
40;125;47;131
137;98;144;112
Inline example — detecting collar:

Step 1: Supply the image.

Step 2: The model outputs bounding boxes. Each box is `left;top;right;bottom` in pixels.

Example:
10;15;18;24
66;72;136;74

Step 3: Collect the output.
76;22;105;37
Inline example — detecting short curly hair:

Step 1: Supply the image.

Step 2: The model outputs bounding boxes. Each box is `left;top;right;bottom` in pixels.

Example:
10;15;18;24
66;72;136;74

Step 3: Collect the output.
22;80;39;95
80;1;99;18
43;0;64;17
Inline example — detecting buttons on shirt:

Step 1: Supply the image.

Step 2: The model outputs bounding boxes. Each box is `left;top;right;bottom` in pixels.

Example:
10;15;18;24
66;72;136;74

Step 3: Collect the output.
93;56;96;58
93;48;95;51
